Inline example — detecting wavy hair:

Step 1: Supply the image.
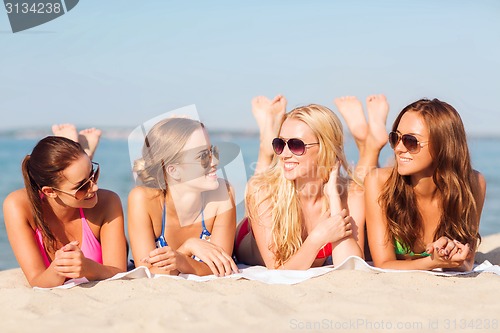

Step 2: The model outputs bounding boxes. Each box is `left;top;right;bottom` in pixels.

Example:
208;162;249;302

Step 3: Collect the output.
21;136;86;252
133;117;205;194
246;104;350;267
379;99;480;252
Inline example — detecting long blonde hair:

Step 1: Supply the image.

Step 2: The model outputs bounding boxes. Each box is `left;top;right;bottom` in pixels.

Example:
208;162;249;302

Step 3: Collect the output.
246;104;350;267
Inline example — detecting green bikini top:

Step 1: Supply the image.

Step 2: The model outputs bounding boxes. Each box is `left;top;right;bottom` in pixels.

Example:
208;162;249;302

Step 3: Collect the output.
394;239;430;259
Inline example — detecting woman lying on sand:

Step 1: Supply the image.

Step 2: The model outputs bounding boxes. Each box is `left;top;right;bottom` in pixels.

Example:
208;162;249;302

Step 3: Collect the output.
3;132;127;287
128;117;239;276
365;98;487;271
234;95;388;269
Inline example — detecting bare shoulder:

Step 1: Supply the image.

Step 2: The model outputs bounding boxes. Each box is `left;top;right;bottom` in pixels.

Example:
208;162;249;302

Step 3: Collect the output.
3;189;32;226
85;189;124;226
128;186;162;204
3;188;29;207
474;170;486;186
473;169;487;195
94;189;122;208
365;167;392;189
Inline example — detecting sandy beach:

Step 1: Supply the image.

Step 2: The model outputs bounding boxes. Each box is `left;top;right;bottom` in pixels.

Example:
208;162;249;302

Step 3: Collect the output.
1;234;499;333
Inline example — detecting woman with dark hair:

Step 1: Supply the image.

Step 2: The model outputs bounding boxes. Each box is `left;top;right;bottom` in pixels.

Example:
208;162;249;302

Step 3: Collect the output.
3;136;127;287
365;99;486;271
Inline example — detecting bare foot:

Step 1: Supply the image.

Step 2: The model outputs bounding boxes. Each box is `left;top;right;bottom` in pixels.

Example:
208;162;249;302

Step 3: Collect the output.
334;96;368;147
52;124;78;142
252;95;286;156
366;94;389;150
78;128;102;160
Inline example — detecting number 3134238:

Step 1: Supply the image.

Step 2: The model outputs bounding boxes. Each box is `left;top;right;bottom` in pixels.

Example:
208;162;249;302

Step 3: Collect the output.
5;2;62;14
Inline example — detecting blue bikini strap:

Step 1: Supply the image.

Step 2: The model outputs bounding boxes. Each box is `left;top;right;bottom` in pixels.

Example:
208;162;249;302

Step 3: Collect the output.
160;201;166;237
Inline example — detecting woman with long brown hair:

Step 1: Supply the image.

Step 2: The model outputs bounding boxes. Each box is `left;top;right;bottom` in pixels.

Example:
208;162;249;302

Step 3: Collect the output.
365;98;486;271
3;136;127;287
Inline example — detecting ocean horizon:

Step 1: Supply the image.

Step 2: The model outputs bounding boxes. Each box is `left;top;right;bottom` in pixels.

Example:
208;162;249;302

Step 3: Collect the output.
1;134;499;270
1;126;500;140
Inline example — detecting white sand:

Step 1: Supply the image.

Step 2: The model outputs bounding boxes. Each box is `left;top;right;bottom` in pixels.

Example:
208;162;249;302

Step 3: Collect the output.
1;234;499;333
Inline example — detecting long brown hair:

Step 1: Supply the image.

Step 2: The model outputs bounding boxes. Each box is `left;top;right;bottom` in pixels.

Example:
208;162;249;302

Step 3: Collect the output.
22;136;86;252
379;99;480;252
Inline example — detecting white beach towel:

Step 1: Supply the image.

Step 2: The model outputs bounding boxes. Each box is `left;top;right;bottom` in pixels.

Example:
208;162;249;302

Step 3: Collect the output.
33;256;500;290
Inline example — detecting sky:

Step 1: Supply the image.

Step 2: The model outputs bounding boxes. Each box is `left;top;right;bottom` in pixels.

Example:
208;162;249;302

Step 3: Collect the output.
1;0;499;136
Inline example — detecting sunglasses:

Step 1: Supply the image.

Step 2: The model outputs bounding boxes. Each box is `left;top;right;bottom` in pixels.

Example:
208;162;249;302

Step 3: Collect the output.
388;131;428;154
180;145;219;169
52;162;100;200
272;138;319;156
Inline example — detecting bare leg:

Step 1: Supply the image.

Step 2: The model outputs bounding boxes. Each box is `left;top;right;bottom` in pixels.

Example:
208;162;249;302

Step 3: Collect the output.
334;95;388;183
354;94;389;183
252;95;286;175
334;96;368;149
51;124;78;142
366;94;389;151
78;128;102;160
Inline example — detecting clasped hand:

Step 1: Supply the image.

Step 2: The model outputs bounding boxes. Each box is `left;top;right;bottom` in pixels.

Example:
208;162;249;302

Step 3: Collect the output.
52;241;87;279
312;209;353;246
141;239;238;277
425;236;471;268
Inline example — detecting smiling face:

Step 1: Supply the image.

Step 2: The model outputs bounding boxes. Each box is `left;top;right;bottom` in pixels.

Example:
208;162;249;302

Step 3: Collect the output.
52;154;99;208
393;111;434;177
175;127;220;191
277;118;320;182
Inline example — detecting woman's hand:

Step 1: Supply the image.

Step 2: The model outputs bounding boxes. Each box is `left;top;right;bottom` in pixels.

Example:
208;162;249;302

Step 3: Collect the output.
52;241;88;279
180;238;239;277
311;209;353;246
140;246;182;275
324;161;342;213
426;237;471;269
426;236;460;260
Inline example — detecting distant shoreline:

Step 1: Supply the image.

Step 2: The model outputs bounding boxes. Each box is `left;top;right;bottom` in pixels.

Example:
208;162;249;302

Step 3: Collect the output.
0;127;260;140
1;128;498;140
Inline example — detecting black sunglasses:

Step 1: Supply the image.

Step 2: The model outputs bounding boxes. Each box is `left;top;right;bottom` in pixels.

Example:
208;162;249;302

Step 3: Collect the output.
52;162;100;200
272;138;319;156
388;131;428;154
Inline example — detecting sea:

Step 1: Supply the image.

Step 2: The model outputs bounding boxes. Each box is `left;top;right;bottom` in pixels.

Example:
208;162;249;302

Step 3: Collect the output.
1;133;499;270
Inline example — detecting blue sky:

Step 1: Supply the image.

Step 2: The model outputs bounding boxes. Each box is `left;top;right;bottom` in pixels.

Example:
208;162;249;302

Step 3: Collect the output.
1;0;499;135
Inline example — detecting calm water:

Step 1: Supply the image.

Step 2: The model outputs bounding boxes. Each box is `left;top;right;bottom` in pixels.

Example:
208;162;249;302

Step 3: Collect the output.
0;135;499;270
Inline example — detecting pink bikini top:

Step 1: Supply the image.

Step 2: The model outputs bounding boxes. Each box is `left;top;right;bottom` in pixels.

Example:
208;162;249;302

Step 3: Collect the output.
35;207;103;267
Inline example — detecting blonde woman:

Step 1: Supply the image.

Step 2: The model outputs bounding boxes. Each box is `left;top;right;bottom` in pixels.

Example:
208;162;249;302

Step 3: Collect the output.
128;117;239;276
235;95;389;269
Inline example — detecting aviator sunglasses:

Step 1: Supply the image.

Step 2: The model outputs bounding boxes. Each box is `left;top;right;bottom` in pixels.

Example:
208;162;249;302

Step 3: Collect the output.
272;138;319;156
180;145;219;169
388;131;428;154
52;162;100;200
